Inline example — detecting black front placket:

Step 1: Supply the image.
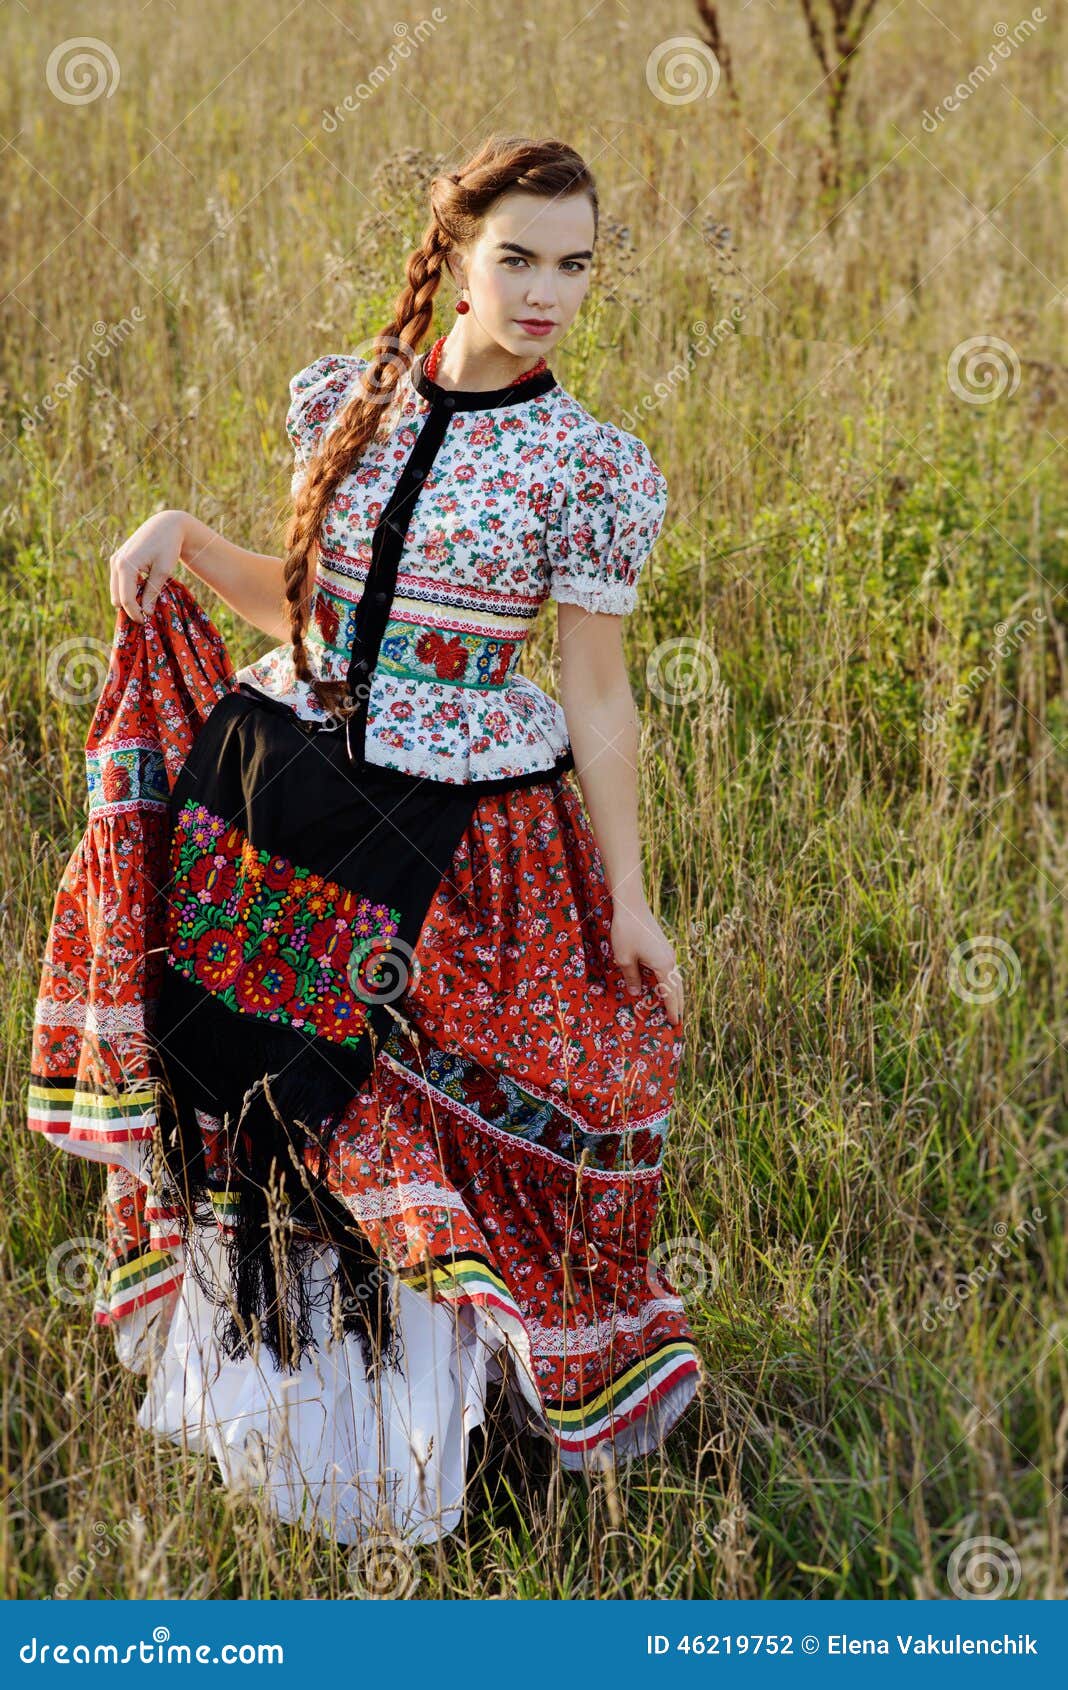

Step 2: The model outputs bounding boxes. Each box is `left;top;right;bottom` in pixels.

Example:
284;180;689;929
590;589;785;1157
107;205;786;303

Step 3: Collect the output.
340;354;558;768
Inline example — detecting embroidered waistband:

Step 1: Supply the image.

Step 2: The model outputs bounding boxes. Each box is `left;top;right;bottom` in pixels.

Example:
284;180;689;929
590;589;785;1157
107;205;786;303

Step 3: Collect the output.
373;621;523;688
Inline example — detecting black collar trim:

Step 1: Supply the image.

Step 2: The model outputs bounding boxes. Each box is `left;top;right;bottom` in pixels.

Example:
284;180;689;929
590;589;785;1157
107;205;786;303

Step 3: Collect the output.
411;351;558;412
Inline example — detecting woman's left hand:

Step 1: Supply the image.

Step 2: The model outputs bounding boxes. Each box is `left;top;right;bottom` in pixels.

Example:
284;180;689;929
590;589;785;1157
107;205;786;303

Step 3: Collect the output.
610;896;683;1025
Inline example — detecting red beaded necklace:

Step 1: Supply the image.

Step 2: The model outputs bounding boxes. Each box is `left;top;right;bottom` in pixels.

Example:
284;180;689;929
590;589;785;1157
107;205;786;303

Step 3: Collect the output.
423;333;547;389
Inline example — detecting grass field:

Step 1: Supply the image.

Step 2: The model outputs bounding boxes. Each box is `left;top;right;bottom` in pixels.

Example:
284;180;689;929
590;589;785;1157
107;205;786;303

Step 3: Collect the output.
3;0;1065;1599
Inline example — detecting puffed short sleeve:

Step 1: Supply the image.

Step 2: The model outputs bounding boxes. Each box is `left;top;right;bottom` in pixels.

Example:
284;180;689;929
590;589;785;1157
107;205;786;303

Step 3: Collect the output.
286;352;363;497
545;421;668;616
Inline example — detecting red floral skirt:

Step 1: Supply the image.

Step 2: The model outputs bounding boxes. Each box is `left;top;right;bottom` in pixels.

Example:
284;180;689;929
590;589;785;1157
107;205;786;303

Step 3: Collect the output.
27;581;702;1523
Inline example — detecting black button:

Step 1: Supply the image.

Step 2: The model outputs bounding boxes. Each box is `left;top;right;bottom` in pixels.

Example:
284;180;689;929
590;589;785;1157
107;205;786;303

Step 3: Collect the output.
411;467;426;482
373;589;388;605
442;395;456;410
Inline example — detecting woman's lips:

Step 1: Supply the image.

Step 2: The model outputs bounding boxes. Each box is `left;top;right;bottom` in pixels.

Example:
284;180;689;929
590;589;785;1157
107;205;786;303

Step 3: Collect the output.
516;320;555;336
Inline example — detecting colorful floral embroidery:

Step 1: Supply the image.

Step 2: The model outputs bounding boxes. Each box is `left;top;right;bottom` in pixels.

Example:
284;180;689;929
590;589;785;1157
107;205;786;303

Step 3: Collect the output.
87;740;170;813
377;623;519;686
234;351;668;782
164;799;402;1046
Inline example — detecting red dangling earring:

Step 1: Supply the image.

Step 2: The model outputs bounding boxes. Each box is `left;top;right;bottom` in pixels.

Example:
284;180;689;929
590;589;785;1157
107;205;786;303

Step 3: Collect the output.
455;290;470;314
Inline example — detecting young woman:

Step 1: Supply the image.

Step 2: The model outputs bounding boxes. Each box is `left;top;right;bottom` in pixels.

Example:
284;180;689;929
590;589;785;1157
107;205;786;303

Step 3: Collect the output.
28;134;703;1550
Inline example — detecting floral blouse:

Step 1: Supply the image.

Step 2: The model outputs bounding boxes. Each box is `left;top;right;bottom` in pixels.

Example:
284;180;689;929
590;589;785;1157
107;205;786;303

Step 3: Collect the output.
234;347;669;784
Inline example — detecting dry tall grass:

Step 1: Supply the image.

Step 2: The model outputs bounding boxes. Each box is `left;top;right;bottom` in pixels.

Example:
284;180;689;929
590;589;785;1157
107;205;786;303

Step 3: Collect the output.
3;0;1065;1599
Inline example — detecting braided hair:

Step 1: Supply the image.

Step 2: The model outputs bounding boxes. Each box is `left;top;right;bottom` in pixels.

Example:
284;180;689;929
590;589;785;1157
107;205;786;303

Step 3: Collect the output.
281;133;599;723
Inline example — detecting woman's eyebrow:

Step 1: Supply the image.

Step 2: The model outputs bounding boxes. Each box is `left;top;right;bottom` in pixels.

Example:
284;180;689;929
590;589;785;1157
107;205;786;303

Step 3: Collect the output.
495;240;594;260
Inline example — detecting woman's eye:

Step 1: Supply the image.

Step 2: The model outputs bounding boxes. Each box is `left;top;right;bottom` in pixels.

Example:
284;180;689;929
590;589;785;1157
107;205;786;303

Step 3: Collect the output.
502;257;586;272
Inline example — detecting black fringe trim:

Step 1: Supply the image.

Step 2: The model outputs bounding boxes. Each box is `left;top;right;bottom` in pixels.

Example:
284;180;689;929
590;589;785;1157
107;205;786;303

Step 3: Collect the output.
149;964;405;1379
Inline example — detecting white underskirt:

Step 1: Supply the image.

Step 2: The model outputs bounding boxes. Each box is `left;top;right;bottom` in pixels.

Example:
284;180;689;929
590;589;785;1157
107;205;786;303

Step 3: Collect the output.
135;1226;512;1547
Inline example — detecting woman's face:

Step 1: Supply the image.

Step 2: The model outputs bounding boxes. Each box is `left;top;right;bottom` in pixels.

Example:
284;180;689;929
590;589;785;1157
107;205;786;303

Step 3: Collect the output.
451;189;595;364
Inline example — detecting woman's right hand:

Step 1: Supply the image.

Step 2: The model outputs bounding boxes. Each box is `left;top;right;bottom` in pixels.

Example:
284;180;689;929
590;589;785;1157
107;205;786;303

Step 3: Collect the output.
109;509;188;622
